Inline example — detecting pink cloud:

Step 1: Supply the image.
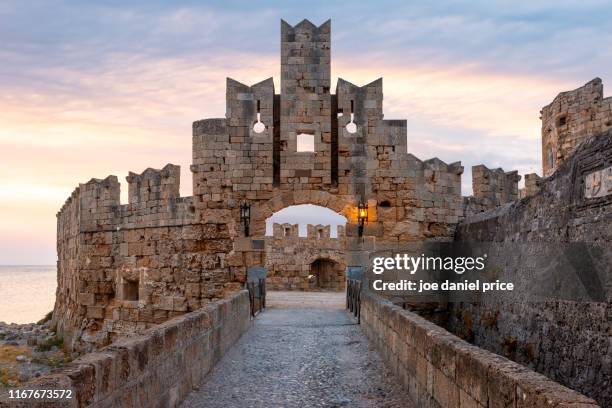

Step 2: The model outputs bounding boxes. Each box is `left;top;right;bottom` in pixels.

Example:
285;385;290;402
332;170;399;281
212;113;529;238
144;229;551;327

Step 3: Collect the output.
0;51;581;263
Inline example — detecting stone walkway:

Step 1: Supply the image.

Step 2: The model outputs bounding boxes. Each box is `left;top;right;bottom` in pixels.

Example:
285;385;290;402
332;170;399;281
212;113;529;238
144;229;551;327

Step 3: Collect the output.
181;291;414;408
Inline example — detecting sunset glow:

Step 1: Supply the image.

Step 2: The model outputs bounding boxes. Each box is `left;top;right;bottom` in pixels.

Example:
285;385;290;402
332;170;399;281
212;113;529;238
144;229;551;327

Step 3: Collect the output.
1;1;610;264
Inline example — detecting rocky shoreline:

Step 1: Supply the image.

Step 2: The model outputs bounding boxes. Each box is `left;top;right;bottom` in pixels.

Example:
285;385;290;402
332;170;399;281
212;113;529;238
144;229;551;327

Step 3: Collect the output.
0;315;72;391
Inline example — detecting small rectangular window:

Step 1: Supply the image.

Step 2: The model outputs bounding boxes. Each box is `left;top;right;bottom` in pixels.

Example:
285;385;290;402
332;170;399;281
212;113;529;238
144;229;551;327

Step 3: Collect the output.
556;115;567;127
296;133;315;152
122;279;139;301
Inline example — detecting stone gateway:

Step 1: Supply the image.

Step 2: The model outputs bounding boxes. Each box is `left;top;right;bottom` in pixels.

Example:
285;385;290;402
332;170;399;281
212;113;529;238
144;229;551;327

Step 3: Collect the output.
47;18;611;407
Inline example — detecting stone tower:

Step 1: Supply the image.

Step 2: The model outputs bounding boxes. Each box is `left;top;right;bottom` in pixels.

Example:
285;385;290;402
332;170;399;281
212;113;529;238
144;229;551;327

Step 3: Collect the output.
280;20;332;186
541;78;612;176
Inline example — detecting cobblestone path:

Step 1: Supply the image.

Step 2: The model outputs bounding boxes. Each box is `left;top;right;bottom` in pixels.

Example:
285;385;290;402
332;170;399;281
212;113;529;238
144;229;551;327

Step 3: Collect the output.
181;291;414;408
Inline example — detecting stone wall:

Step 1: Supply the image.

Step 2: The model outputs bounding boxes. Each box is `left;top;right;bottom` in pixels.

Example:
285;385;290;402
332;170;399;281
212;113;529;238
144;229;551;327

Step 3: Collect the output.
53;168;241;352
54;18;468;351
452;131;612;406
0;291;250;408
360;290;600;408
264;223;346;290
463;165;521;217
541;78;612;176
519;173;542;198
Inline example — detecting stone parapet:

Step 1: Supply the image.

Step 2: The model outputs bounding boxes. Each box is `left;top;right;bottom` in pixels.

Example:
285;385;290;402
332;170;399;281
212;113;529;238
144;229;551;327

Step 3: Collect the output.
0;291;251;408
360;290;600;408
454;131;612;406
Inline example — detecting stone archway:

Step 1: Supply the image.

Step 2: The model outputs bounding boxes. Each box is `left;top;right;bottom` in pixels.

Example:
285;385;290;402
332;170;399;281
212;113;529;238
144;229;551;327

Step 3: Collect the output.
262;202;348;291
310;258;344;291
252;190;359;237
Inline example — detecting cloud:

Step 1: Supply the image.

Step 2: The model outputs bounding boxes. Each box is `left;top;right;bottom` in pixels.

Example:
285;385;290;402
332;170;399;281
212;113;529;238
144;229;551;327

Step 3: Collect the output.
0;1;611;263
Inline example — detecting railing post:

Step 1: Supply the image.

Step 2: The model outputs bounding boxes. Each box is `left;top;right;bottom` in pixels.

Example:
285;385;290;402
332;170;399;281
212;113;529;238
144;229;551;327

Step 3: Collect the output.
356;281;361;324
346;279;361;324
261;278;266;309
247;278;266;318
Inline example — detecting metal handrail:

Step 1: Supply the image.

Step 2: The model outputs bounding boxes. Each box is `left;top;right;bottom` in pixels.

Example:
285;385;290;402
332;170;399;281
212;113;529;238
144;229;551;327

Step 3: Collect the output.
246;278;266;317
346;279;362;324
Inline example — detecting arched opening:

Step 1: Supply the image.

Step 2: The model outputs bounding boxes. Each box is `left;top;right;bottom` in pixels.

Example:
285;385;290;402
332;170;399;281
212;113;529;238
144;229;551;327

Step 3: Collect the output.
265;204;347;237
263;203;348;291
310;259;344;291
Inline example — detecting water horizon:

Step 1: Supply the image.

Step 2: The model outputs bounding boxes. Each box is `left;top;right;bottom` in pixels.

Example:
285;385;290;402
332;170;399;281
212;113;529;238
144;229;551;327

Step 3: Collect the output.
0;265;57;324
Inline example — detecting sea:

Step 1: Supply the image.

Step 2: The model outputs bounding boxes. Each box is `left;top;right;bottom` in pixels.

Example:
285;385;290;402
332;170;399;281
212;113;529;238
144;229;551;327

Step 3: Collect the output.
0;265;57;324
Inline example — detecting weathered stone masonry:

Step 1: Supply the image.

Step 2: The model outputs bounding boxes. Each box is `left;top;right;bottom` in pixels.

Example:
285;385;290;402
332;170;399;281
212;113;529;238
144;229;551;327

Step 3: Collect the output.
48;17;610;407
361;291;599;408
451;132;612;406
53;19;468;352
1;291;250;408
542;77;612;176
265;223;346;290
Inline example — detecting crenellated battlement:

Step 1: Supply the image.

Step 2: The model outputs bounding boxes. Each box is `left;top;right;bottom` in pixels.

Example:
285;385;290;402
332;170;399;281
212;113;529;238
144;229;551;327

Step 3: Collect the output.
270;223;346;239
126;164;180;204
307;224;330;239
520;173;543;198
463;165;521;217
473;165;520;202
272;223;299;238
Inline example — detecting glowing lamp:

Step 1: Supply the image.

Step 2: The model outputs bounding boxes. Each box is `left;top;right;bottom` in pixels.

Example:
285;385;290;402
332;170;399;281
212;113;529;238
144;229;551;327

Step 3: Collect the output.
357;202;368;237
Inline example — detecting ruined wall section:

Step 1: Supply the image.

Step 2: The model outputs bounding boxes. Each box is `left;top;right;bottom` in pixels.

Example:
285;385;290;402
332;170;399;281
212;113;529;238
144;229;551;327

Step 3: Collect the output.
542;78;612;176
265;223;346;290
463;165;520;217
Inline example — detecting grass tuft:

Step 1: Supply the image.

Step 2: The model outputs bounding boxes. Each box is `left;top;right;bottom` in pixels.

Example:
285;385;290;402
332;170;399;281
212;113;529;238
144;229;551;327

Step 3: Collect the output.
35;336;63;352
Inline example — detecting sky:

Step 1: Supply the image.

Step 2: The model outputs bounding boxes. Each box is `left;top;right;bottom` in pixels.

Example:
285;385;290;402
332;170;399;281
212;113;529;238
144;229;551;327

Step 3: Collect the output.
1;0;611;264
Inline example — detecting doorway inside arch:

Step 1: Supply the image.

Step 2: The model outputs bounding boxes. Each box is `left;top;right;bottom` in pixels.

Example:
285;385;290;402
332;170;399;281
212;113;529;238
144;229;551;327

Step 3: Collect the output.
310;259;344;291
264;204;347;291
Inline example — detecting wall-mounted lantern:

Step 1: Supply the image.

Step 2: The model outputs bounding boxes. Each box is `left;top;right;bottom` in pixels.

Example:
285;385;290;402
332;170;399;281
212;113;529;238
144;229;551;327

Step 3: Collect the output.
357;201;368;237
240;201;251;237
